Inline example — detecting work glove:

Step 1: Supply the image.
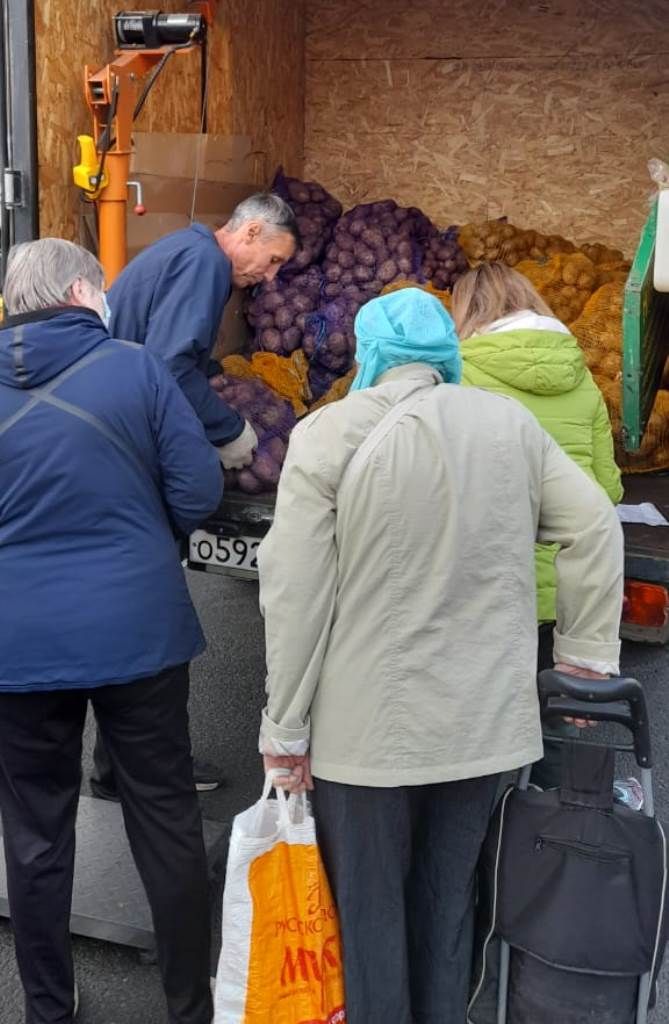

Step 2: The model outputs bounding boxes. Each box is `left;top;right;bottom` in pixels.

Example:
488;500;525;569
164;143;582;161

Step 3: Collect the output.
217;420;258;470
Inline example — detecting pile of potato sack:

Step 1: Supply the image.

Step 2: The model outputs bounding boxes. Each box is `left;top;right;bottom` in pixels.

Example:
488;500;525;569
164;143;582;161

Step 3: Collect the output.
210;173;661;495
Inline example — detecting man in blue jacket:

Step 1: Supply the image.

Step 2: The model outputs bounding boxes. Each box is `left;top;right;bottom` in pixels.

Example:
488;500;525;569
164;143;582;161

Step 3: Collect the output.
0;238;223;1024
93;192;299;798
108;191;299;468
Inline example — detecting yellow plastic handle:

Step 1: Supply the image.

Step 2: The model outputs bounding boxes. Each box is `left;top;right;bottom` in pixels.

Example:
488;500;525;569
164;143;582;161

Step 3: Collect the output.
73;135;108;197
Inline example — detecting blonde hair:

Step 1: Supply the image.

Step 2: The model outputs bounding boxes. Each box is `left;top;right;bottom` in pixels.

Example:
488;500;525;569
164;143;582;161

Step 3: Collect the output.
451;261;554;340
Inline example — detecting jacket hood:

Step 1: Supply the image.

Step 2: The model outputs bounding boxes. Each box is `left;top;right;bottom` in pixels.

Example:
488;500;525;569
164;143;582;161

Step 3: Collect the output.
0;307;109;389
462;328;586;396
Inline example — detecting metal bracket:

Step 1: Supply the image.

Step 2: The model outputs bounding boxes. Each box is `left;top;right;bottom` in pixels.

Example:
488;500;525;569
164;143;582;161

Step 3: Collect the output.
2;169;22;208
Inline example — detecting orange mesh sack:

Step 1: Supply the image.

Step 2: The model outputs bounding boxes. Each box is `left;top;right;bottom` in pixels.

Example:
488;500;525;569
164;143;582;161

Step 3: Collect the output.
310;366;357;411
569;282;624;382
515;253;598;325
213;778;346;1024
381;278;453;311
222;354;257;381
458;220;576;267
593;352;669;474
614;390;669;474
249;351;312;417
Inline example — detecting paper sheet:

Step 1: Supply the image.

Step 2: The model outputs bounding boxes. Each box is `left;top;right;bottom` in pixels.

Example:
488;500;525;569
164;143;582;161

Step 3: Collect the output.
616;502;669;526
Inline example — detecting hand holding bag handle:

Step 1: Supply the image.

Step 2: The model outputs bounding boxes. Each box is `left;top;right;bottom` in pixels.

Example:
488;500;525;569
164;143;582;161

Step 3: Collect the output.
538;669;652;768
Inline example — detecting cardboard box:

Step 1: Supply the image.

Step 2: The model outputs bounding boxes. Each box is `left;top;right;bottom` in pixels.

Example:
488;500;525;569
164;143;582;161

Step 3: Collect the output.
80;132;259;354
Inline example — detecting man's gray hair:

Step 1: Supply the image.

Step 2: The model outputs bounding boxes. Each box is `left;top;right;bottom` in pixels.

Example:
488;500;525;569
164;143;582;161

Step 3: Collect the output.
3;238;104;315
225;192;301;247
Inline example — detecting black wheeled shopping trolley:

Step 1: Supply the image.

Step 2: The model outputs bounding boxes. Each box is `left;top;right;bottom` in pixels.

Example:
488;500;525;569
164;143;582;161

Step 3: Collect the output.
468;670;669;1024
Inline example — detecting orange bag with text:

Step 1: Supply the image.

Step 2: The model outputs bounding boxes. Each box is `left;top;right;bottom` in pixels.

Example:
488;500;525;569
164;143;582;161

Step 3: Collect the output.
213;776;346;1024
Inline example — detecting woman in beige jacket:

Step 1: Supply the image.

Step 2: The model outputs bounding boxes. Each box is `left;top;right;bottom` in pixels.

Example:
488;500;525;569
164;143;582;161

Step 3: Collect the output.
257;288;624;1024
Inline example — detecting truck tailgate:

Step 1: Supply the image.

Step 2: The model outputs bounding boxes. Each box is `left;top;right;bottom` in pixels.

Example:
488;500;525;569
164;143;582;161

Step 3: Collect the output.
622;473;669;582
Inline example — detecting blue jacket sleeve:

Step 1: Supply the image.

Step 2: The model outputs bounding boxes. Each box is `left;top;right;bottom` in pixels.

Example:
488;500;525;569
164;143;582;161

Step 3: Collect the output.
145;352;224;535
140;247;244;446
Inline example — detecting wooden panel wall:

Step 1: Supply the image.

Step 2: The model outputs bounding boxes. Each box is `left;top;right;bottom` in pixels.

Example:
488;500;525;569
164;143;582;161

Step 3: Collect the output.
35;0;305;240
304;0;669;254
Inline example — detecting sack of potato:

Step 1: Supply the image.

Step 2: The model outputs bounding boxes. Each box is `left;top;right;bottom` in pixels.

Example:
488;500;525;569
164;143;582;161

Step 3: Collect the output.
516;252;598;324
458;219;576;266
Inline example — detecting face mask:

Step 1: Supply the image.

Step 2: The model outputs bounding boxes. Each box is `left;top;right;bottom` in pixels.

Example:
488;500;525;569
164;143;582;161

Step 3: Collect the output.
101;292;112;329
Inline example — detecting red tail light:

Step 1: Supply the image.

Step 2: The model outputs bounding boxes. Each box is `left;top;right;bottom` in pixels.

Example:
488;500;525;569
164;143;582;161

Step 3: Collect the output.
622;580;669;628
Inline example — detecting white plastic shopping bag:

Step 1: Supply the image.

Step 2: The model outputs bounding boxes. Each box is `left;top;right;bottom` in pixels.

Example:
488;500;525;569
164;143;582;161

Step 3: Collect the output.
213;774;346;1024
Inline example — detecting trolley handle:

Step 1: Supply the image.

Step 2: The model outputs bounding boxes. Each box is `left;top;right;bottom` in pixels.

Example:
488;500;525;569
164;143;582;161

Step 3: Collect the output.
538;670;652;768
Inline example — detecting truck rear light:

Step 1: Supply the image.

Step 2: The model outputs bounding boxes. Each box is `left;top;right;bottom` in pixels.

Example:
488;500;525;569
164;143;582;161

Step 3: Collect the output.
622;580;669;628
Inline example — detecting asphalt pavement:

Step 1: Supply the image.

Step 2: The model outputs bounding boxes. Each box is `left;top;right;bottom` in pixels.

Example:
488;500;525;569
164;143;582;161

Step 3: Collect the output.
0;571;667;1022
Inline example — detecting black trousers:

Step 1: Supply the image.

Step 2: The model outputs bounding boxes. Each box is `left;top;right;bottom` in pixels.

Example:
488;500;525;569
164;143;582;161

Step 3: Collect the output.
0;665;212;1024
312;774;500;1024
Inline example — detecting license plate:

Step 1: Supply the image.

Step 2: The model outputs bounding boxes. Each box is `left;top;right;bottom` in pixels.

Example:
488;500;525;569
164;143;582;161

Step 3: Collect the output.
189;529;260;574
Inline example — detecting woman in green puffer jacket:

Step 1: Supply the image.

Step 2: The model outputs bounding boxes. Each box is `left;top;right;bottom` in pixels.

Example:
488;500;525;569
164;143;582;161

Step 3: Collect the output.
452;261;623;786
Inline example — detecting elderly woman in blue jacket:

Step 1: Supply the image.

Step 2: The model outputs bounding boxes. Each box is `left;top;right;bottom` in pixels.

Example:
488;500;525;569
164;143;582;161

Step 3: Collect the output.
0;239;223;1024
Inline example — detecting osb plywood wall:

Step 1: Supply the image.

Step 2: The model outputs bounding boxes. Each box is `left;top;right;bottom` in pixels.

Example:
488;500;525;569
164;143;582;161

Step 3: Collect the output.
304;0;669;255
36;0;305;240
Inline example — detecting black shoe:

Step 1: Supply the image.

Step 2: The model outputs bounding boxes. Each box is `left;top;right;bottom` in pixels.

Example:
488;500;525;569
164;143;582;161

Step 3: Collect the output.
193;759;221;792
89;779;120;803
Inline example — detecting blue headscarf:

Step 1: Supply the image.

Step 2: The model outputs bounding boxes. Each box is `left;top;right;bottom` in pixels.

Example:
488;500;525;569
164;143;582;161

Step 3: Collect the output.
350;287;462;391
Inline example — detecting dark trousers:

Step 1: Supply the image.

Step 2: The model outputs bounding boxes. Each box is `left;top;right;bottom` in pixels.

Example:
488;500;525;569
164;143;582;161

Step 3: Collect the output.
91;724;115;794
0;665;212;1024
312;774;500;1024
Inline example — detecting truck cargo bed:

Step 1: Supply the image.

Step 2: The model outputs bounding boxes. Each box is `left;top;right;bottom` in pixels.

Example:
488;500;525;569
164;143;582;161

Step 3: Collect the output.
622;473;669;582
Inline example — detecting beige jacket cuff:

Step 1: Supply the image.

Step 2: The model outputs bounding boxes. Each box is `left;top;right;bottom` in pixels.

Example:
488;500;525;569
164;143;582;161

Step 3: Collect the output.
258;707;311;756
553;630;621;676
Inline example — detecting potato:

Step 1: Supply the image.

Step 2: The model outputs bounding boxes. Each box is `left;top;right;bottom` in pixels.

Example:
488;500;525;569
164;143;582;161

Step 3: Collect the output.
252;451;281;487
292;293;314;314
348;218;367;237
287;180;311;203
562;263;579;285
324;282;342;298
257;313;274;329
262;291;285;312
283;326;301;351
266;436;287;462
374;260;397;284
275;306;294;330
237;468;264;494
325;264;342;282
260;328;283;353
353;242;376;267
336;233;355;252
354;265;374;283
327;332;349;356
362;227;386;250
340;271;355;286
323;198;343;219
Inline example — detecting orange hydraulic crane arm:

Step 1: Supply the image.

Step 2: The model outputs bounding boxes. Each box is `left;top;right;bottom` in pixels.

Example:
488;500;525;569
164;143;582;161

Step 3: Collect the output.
75;4;218;286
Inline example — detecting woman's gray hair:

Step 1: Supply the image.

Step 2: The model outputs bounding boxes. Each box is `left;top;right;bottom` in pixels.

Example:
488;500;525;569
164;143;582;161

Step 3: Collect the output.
3;238;105;315
225;192;301;246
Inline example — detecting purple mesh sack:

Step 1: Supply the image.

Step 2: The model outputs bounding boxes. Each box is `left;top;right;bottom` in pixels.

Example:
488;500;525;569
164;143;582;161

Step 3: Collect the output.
209;373;296;493
421;224;469;291
271;168;343;276
246;267;324;355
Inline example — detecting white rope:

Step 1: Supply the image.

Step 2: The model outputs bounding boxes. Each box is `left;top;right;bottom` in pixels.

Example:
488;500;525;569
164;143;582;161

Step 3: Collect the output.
467;786;512;1024
189;33;211;224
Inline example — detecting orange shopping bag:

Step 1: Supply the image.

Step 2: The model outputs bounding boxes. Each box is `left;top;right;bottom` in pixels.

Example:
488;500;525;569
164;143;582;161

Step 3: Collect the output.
213;775;346;1024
